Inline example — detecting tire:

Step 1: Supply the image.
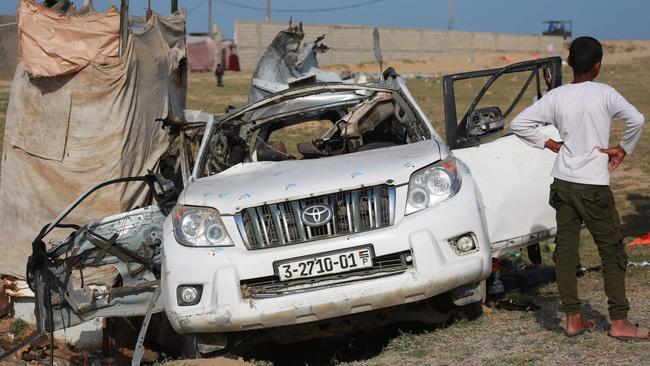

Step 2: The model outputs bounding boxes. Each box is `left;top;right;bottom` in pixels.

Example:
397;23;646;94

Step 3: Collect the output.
456;280;486;321
461;300;483;321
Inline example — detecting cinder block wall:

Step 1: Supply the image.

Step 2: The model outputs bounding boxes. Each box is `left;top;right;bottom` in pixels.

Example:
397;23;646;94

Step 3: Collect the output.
0;15;18;80
235;20;564;71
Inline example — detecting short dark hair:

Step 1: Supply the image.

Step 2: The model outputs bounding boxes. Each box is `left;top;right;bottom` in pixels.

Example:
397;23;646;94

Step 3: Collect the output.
568;37;603;74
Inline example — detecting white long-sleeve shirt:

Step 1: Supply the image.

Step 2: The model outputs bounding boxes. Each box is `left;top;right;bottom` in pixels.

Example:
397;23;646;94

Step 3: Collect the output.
510;81;645;185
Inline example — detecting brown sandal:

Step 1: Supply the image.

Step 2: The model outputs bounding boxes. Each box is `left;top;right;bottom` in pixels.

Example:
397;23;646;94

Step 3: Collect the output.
565;318;595;337
608;324;650;342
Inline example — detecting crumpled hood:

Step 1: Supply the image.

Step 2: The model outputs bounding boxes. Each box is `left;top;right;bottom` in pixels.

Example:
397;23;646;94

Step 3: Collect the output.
181;139;442;214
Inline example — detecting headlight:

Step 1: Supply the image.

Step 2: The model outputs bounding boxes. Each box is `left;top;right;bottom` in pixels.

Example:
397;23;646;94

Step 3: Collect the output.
405;157;462;215
172;206;234;247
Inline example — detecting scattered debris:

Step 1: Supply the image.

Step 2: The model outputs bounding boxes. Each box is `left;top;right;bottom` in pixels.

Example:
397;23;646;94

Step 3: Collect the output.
627;232;650;247
628;261;650;268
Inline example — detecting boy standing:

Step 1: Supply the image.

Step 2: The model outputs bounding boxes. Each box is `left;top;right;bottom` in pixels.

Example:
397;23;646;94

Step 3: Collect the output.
511;37;647;340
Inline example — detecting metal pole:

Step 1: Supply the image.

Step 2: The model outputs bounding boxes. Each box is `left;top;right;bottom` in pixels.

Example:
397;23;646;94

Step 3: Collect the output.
447;0;453;31
266;0;270;20
119;0;129;57
171;0;178;13
208;0;213;37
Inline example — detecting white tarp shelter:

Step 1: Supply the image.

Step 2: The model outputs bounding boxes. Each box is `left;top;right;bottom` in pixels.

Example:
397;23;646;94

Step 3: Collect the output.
0;0;186;278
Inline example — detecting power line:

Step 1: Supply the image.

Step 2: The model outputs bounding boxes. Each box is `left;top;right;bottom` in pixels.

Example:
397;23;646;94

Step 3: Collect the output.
215;0;386;13
188;0;208;15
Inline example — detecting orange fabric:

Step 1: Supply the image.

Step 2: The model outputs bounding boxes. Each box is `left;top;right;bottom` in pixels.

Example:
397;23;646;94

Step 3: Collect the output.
17;0;119;77
627;233;650;247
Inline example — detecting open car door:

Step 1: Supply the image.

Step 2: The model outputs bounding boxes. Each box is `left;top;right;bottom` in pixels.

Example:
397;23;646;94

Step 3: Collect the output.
26;174;177;336
442;57;562;255
25;112;211;340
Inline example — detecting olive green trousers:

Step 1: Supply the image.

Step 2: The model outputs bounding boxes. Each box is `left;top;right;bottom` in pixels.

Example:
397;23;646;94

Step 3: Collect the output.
549;178;629;320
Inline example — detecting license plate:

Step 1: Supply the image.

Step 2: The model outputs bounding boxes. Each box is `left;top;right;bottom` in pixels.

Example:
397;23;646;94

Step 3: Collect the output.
275;246;374;281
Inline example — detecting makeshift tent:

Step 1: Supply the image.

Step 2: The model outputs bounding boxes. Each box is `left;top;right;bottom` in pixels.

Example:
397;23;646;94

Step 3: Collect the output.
0;0;186;279
17;1;120;77
221;39;241;71
187;35;217;72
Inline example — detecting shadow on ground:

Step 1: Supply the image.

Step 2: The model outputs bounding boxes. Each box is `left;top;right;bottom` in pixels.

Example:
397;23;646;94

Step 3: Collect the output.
213;296;481;366
224;321;452;366
621;193;650;238
533;293;610;334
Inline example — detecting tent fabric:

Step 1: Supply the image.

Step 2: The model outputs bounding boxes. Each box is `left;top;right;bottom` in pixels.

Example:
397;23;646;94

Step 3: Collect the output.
221;40;240;71
0;11;186;279
17;0;120;78
187;37;216;72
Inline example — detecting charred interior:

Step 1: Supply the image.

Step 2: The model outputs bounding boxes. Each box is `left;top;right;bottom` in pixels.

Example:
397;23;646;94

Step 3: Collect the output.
200;86;432;177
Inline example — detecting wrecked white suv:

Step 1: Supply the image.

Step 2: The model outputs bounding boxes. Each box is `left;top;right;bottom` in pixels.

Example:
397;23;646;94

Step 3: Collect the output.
165;80;489;336
163;58;563;341
27;26;562;356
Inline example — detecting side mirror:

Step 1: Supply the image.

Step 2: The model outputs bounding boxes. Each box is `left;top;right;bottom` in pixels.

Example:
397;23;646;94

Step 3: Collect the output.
466;107;505;138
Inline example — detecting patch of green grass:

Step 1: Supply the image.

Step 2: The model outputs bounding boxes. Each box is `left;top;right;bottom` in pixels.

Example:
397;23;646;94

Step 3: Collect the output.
10;318;28;336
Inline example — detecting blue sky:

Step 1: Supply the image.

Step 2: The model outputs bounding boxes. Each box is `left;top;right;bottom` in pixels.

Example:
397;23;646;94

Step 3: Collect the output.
1;1;648;40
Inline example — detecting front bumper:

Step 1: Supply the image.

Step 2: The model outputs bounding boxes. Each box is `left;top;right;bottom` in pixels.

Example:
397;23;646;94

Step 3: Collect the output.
162;175;491;334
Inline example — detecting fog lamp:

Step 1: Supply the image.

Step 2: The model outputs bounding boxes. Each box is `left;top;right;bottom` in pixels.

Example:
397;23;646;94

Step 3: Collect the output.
456;235;476;252
177;285;202;306
450;233;478;254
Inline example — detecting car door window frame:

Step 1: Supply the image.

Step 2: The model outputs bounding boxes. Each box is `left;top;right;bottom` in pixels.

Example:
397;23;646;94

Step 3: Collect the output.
443;57;563;150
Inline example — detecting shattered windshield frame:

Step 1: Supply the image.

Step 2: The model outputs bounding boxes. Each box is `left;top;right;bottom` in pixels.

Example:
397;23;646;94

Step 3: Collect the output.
194;82;434;179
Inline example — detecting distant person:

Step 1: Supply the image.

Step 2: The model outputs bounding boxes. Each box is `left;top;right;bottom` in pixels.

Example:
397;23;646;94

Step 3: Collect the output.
511;37;647;340
215;63;224;87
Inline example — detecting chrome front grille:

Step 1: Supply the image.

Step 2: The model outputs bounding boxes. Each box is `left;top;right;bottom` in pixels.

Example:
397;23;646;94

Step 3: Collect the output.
236;185;395;249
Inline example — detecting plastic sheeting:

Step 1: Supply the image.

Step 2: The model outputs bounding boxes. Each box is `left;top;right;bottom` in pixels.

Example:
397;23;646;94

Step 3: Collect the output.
0;9;186;279
221;40;240;71
17;0;120;78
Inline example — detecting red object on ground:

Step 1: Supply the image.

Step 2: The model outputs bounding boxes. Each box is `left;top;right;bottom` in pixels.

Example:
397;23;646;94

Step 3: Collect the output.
627;232;650;247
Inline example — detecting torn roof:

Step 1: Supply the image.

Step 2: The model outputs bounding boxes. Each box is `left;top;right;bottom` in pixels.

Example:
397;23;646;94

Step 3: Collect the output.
247;21;343;104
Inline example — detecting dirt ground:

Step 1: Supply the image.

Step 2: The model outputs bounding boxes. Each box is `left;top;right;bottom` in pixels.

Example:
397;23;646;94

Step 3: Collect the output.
0;40;649;365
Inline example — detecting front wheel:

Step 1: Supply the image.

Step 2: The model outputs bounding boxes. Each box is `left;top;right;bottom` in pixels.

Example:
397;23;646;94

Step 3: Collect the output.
461;300;483;321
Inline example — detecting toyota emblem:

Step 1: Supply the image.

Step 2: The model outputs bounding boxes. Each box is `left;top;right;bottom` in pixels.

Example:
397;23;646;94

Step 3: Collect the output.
301;204;333;227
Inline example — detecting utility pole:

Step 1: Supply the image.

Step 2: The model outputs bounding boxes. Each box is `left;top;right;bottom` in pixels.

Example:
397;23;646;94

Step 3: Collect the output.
119;0;129;56
171;0;178;13
83;0;93;8
447;0;454;31
266;0;271;21
208;0;213;37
